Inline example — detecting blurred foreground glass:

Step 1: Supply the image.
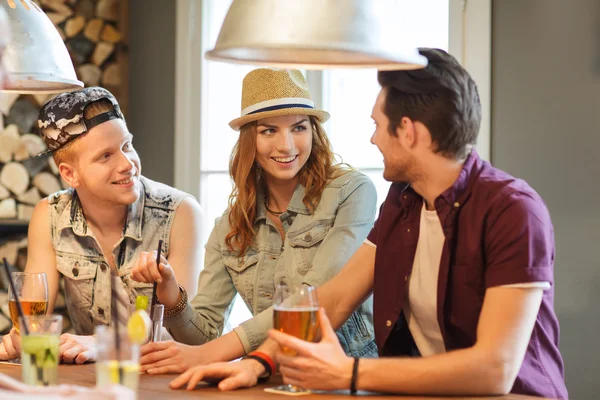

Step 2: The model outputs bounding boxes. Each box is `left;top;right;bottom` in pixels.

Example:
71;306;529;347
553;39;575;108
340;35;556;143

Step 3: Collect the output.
20;314;62;386
272;283;319;393
95;325;140;392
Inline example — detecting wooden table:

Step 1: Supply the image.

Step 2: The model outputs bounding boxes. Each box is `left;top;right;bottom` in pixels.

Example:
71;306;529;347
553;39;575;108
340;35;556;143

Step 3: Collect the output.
0;363;551;399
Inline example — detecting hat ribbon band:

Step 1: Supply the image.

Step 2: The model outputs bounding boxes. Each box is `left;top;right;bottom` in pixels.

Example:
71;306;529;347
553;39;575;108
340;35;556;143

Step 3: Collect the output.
246;103;314;116
241;97;315;116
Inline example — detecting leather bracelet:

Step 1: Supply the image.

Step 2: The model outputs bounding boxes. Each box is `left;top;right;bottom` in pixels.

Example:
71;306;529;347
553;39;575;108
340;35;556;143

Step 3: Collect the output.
163;285;188;318
248;351;275;375
350;357;359;395
243;352;274;383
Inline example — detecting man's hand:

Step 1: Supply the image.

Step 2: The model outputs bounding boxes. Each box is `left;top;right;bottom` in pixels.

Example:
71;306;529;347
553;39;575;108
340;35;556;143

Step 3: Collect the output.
130;251;181;308
0;328;21;360
140;340;202;374
169;358;265;391
269;308;354;391
59;333;96;364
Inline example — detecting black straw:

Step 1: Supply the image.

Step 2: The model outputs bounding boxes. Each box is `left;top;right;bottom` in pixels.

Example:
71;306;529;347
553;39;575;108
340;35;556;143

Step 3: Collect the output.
110;271;123;383
3;258;29;336
151;240;163;308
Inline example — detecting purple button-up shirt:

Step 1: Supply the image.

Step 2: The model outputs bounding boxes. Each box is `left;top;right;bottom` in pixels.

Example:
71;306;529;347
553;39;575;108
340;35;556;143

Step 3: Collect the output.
367;150;567;399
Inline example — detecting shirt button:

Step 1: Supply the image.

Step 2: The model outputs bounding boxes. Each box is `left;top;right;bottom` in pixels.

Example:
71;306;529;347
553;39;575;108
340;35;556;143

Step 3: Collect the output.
303;233;312;242
407;228;411;233
100;263;108;272
72;267;79;277
404;275;408;282
97;307;104;315
386;320;392;327
264;293;273;299
453;201;460;208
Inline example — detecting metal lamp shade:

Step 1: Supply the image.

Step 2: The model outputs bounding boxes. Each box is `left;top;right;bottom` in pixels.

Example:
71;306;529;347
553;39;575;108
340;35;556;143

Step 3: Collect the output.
1;1;83;93
205;0;428;70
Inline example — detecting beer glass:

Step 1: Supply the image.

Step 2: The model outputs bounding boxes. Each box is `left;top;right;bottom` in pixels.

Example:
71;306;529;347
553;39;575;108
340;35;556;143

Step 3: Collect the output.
272;283;319;393
8;271;48;363
8;272;49;333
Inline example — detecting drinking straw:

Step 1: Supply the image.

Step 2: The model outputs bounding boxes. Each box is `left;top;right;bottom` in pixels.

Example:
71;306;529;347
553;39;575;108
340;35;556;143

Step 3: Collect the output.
151;240;163;308
110;271;123;384
3;258;29;335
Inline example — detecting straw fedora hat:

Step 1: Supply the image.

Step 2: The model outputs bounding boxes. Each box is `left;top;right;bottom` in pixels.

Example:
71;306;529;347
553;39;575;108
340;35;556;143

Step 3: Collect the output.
229;68;330;131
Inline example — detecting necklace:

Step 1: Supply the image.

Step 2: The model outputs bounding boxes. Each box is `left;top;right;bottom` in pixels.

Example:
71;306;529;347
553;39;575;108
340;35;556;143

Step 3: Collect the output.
264;199;285;216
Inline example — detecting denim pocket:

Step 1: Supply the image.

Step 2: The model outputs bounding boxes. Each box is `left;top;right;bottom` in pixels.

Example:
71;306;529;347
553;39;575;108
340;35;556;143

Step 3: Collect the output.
223;253;260;273
56;252;98;308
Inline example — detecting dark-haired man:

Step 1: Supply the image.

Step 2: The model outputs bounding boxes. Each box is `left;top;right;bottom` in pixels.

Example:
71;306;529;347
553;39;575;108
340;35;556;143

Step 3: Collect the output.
169;49;567;399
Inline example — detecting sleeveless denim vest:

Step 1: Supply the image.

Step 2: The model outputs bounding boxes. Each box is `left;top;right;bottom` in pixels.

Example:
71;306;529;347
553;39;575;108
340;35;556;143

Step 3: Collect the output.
48;176;192;334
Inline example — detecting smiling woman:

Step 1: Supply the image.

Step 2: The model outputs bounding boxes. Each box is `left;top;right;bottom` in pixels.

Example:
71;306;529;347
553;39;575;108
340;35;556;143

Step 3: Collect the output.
138;68;378;376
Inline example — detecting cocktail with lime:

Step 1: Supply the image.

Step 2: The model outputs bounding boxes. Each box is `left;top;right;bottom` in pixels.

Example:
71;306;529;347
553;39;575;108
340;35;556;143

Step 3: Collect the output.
95;300;149;392
20;315;62;386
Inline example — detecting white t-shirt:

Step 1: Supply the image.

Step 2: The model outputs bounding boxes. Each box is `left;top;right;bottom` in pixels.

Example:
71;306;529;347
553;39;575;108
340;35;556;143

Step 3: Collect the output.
365;203;550;357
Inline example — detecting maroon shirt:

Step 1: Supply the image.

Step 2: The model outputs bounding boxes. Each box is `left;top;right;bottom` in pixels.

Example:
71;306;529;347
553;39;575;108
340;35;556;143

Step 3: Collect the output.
367;150;567;399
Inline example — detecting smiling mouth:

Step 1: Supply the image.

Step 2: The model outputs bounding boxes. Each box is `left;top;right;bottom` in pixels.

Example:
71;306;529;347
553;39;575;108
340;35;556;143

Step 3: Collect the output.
271;155;298;164
112;176;134;185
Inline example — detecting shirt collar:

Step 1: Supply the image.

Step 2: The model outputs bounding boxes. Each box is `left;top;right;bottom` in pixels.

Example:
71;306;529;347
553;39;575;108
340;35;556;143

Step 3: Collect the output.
254;181;309;223
255;186;268;222
397;149;481;209
58;182;145;241
437;149;479;207
286;183;311;215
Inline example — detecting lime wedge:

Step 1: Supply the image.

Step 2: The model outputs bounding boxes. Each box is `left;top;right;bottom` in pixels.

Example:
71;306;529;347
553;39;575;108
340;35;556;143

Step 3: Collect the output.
121;360;141;374
106;360;120;383
135;295;149;311
22;335;59;354
127;309;151;344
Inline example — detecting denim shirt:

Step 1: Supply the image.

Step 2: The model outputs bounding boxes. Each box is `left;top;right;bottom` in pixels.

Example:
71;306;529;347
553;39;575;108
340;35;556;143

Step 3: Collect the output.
165;170;378;357
48;176;192;334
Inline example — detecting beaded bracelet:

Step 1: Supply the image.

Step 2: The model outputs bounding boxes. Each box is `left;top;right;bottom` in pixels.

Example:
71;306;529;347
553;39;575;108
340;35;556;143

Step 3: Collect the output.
163;285;188;318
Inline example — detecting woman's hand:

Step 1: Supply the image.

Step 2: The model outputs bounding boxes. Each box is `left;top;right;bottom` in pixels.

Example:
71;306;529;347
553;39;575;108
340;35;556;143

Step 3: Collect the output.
130;251;181;308
141;340;201;374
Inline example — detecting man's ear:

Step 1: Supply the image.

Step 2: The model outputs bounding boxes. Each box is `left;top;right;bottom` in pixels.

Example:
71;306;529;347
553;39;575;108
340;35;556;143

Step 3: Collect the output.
58;162;79;188
397;116;417;148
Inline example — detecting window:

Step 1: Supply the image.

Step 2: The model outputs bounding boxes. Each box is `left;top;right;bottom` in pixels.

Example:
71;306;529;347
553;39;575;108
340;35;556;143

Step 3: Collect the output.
175;0;488;332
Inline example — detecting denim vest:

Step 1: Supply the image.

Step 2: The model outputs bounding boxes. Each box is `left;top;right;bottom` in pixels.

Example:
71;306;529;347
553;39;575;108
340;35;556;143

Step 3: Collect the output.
48;176;192;334
166;170;378;358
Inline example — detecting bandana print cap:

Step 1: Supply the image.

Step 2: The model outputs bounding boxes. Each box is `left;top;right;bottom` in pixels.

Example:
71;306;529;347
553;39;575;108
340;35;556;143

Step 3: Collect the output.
36;87;124;157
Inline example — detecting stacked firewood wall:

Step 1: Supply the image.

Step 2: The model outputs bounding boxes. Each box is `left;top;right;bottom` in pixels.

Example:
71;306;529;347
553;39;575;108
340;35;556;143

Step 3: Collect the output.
0;0;128;334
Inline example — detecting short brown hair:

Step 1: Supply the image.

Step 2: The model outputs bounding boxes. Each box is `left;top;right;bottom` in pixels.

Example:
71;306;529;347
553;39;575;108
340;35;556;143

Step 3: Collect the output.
377;48;481;159
52;99;115;165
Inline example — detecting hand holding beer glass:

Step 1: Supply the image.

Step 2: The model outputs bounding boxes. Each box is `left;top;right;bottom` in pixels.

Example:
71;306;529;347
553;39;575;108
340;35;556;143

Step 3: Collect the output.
272;282;319;394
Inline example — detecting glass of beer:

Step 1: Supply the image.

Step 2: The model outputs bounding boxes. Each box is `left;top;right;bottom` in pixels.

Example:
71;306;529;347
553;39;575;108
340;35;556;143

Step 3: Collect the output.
272;283;319;393
8;272;49;333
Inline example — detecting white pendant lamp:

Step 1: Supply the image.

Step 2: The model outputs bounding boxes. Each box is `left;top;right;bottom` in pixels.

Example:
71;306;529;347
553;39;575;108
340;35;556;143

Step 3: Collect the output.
205;0;428;70
1;0;83;94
